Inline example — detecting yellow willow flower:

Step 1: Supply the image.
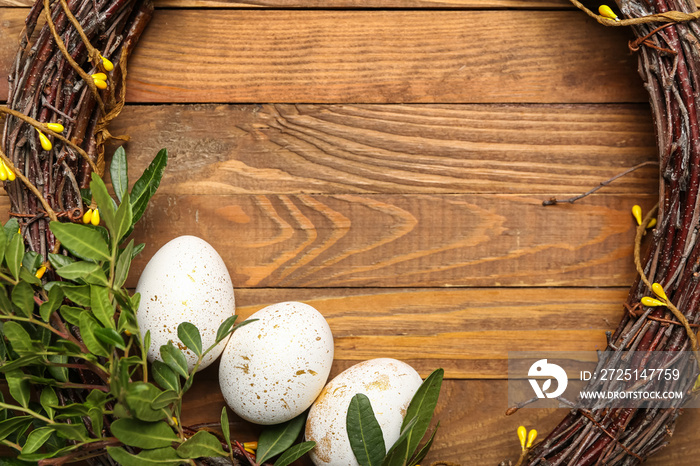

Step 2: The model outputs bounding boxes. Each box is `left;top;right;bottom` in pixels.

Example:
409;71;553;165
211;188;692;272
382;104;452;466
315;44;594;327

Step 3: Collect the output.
91;208;100;226
82;209;93;225
37;130;52;151
46;122;65;133
598;5;620;21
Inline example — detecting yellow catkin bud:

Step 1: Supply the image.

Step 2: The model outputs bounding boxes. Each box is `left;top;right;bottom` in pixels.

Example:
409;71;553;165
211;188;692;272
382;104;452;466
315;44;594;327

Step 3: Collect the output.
35;266;47;279
91;208;100;226
631;205;642;226
243;441;258;450
82;209;93;224
598;5;620;21
37;130;52;151
652;283;669;302
647;218;657;228
526;429;538;449
46;122;65;133
245;447;255;454
641;296;666;307
0;162;8;181
172;416;178;426
517;425;527;451
91;72;107;81
93;78;108;90
101;55;114;71
3;161;16;181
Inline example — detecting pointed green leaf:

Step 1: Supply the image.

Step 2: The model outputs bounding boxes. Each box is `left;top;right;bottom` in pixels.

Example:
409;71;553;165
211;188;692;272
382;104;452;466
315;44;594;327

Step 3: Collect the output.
113;191;133;244
381;417;418;466
40;285;64;322
3;218;19;238
59;306;84;326
215;315;238;343
88;406;103;440
347;394;386;466
125;382;166;422
90;285;115;328
5;232;24;280
220;407;231;453
10;282;34;317
400;368;443;458
47;354;68;383
18;267;40;286
114;240;135;289
274;441;317;466
151;390;179;410
6;370;30;408
256;412;307;463
79;312;110;357
22;427;54;454
56;262;109;287
110;146;129;203
48;253;74;270
0;285;15;314
111;419;179;449
131;148;167;226
152;360;180;392
160;343;189;378
59;285;91;307
21;251;41;271
3;321;33;354
0;224;8;266
90;173;117;237
49;222;110;262
177;322;202;357
107;446;183;466
407;424;439;466
94;328;126;350
40;387;58;420
176;430;226;459
0;416;32;441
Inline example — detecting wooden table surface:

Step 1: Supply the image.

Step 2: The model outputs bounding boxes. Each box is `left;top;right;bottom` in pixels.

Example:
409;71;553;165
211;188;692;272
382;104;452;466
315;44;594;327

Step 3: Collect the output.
2;0;700;464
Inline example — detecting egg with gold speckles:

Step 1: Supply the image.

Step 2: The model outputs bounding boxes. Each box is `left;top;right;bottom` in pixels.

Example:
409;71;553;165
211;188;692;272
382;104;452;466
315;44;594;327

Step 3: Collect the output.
135;236;235;372
219;301;334;425
305;358;422;466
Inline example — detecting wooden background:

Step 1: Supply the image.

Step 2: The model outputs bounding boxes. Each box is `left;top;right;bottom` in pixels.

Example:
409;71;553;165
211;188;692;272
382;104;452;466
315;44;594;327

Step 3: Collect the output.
2;0;699;464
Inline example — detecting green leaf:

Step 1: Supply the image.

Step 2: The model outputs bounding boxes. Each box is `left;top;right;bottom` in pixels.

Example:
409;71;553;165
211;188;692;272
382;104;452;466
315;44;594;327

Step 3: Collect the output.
381;417;418;466
3;321;33;354
0;224;8;267
151;390;179;410
347;394;386;466
177;322;202;357
274;442;317;466
131;148;167;226
90;173;117;237
10;282;33;318
52;423;88;442
3;218;19;239
56;262;109;287
0;355;41;373
400;368;443;458
110;146;129;203
220;407;231;453
407;424;439;466
5;232;23;280
49;222;110;262
215;315;238;343
88;407;103;441
59;306;84;326
176;430;226;459
79;312;110;357
160;343;189;378
59;285;91;307
111;418;179;449
113;191;133;244
21;251;41;271
125;382;167;422
107;446;183;466
152;361;180;392
94;328;126;350
18;267;40;286
0;285;15;315
114;240;135;289
6;370;30;408
22;427;54;454
39;286;64;322
47;354;68;382
90;285;115;329
256;412;307;464
0;416;32;441
40;387;58;420
48;253;74;270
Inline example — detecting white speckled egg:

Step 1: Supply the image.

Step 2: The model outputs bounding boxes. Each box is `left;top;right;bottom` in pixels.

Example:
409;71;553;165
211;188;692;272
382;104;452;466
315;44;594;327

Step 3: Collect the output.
135;236;235;372
305;358;422;466
219;301;334;425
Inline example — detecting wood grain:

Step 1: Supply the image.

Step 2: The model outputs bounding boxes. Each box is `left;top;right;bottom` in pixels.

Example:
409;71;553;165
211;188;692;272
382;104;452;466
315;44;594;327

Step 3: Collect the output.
106;103;658;195
182;376;700;465
129;193;656;288
0;0;572;7
0;10;646;104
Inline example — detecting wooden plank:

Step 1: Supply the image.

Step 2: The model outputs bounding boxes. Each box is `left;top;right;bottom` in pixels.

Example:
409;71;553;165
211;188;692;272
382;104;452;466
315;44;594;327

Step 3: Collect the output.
0;0;573;7
128;193;656;288
0;10;646;103
182;376;700;465
232;287;622;378
106;103;658;196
